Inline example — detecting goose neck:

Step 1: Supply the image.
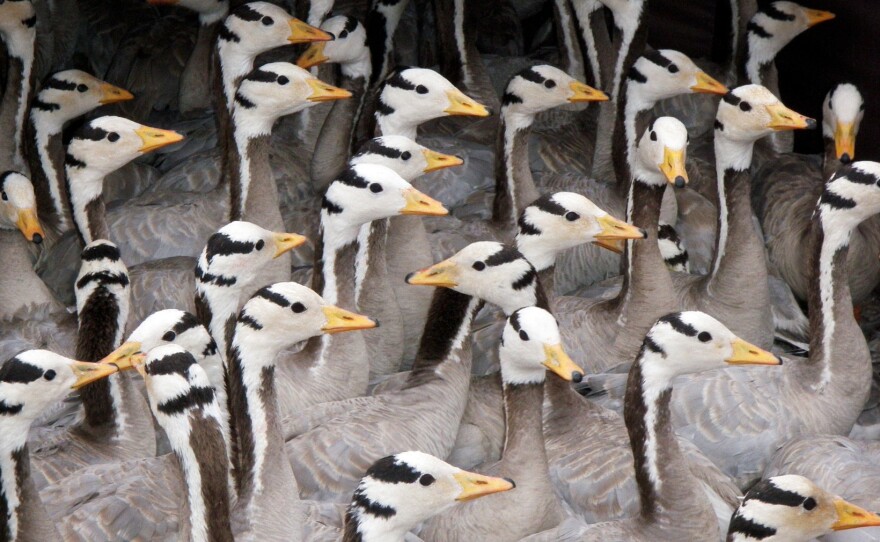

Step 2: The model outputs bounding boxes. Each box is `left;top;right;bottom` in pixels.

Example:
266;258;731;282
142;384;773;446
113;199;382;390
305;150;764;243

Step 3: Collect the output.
710;136;756;280
433;0;471;88
822;137;841;181
194;278;241;364
501;380;547;466
65;166;108;246
311;74;369;190
375;113;417;141
406;289;481;382
0;437;30;542
217;43;256;113
605;0;647;102
492;111;537;227
365;0;408;86
27;121;70;232
612;85;652;192
0;40;34;167
618;180;668;312
552;0;584;80
229;126;271;222
573;0;612;88
314;222;362;307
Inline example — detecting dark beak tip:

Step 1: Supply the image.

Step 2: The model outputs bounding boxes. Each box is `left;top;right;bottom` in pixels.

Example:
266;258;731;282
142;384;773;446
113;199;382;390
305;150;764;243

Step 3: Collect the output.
806;118;818;130
504;477;516;489
373;319;381;328
841;153;852;164
404;272;415;284
777;357;783;366
571;371;583;383
639;228;648;239
674;176;686;188
32;233;43;245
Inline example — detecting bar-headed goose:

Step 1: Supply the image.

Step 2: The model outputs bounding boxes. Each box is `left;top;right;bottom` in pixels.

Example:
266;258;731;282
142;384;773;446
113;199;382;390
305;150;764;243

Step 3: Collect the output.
421;307;582;540
350;135;464;183
728;475;880;542
0;0;36;170
526;311;780;541
25;70;133;238
755;83;880;306
0;349;128;541
345;451;514;542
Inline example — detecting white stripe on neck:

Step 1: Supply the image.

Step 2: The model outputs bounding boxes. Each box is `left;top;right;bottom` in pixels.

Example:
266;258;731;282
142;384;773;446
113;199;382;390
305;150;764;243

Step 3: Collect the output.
712;135;754;277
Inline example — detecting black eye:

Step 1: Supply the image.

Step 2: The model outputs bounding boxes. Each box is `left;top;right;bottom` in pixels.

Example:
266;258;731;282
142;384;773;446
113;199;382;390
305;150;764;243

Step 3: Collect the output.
262;16;273;25
1;192;6;201
739;101;752;112
860;103;866;111
277;76;289;85
255;240;265;250
369;183;383;193
401;151;411;161
291;302;306;313
419;474;435;486
162;330;176;341
77;84;88;93
803;497;817;511
108;132;119;142
565;211;579;222
544;79;556;89
416;85;428;94
519;330;529;341
668;64;679;73
44;370;56;381
650;131;657;141
472;261;485;271
698;331;711;342
339;30;348;39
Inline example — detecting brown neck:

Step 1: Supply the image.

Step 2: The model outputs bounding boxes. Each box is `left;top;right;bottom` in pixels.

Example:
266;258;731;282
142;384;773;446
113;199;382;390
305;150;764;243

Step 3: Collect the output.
501;380;547;467
492;114;537;229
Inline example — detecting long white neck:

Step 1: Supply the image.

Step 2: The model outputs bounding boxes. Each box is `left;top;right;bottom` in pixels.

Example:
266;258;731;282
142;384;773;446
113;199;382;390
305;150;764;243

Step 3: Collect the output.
376;113;418;140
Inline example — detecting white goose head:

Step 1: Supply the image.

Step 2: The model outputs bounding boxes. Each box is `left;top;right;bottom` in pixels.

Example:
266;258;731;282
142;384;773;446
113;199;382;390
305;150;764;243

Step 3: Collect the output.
350;136;463;181
816;162;880;231
218;2;329;55
136;344;220;428
128;310;219;364
627;50;727;108
31;70;133;133
0;171;43;243
822;83;864;165
516;192;645;271
0;0;35;61
233;62;350;135
375;67;489;137
728;475;880;541
634;116;689;187
500;306;584;385
501;65;607;122
148;0;230;24
639;311;779;384
297;15;370;79
406;241;538;314
746;2;834;75
345;451;514;541
75;240;130;327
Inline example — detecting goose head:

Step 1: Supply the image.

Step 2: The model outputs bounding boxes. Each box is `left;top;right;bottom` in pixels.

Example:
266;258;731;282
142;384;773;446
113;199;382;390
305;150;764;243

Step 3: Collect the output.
746;2;834;69
234;62;350;135
297;15;370;79
822;83;864;165
236;282;376;353
516;192;645;269
627;50;727;108
634;116;689;188
32;70;133;133
501;306;584;384
376;67;489;137
728;475;880;541
65;116;184;179
75;240;130;331
639;312;779;383
0;0;35;60
128;310;219;365
501;65;607;123
350;136;463;181
218;2;330;54
346;451;514;541
406;242;538;314
817;162;880;228
148;0;230;24
0;171;43;243
135;344;220;425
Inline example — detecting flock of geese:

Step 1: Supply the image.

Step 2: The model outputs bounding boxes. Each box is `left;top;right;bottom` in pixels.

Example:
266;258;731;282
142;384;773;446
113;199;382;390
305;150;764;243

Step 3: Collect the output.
3;0;880;540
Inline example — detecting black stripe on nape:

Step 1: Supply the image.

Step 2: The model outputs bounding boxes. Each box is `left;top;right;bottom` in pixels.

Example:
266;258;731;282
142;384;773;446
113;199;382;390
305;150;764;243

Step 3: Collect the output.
342;15;358;35
146;350;197;376
383;69;416;91
204;232;258;264
509;309;523;332
484;245;524;267
665;251;689;268
336;167;370;189
762;4;795;21
628;66;647;84
747;20;772;39
517;215;541;236
714;120;725;132
657;224;679;242
322;195;343;214
512;267;537;291
502;92;523;106
748;478;809;507
533;195;568;216
76;124;111;142
642;49;673;69
0;400;23;415
376;97;394;116
22;15;36;28
0;357;44;384
65;152;86;169
722;92;742;107
203;338;218;358
157;386;216;415
195;265;237;287
365;455;421;484
729;513;776;540
217;24;240;43
245;68;279;84
819;191;857;210
76;271;129;290
43;77;78;92
238;313;263;331
31;98;60;112
658;313;698;337
234;91;255;109
233;4;263;22
81;243;120;262
0;171;18;189
352;490;396;518
253;287;290;308
356;139;402;160
643;335;666;357
171;312;201;337
518;67;547;85
841;164;879;185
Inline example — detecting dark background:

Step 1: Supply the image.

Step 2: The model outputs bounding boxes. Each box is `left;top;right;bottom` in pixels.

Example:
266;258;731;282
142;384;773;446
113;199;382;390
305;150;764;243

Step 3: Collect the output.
647;0;879;160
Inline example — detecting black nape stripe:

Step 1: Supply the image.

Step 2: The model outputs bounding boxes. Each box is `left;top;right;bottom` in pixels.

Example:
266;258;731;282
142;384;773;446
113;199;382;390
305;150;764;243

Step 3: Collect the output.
245;68;280;84
747;479;808;507
518;67;547;85
195;265;237;287
336;168;370;189
352;490;396;518
76;271;130;291
342;15;358;35
217;24;240;43
204;232;258;264
31;98;60;112
820;191;857;210
43;77;78;92
0;400;23;416
509;310;523;332
532;195;568;216
658;313;698;337
747;21;773;39
22;15;36;28
234;91;255;109
157;385;216;415
0;171;18;188
729;513;776;540
628;66;648;84
643;335;666;357
0;357;44;384
657;224;680;242
73;124;111;142
502;92;523;106
81;243;120;262
722;92;742;107
147;350;197;377
233;4;263;22
714;120;725;132
238;313;263;331
642;49;673;69
356;140;402;160
203;338;218;358
840;165;879;186
253;287;290;308
485;245;524;267
384;69;416;92
376;97;395;117
366;455;421;484
762;4;795;22
171;312;201;337
65;152;86;169
322;195;344;214
517;215;541;236
512;267;537;291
